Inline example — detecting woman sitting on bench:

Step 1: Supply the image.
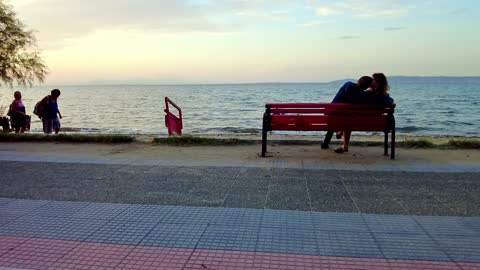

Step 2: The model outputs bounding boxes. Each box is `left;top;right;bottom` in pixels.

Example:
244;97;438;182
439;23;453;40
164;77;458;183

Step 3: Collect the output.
334;73;395;153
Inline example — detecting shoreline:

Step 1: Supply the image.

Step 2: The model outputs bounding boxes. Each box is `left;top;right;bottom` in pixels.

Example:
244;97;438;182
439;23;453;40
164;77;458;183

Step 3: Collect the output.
136;133;480;144
1;132;480;145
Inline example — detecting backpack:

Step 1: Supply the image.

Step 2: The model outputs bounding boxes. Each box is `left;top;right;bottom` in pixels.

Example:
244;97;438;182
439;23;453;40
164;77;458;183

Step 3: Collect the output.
7;104;13;116
33;99;45;117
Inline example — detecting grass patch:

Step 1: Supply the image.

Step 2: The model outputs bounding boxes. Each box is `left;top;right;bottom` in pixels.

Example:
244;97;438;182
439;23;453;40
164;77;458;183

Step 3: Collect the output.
0;133;134;143
153;135;255;146
440;139;480;149
396;139;480;149
153;136;480;149
397;139;436;149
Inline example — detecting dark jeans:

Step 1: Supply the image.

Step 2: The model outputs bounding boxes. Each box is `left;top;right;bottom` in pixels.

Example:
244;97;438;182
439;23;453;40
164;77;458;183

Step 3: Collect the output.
42;118;54;134
322;131;334;147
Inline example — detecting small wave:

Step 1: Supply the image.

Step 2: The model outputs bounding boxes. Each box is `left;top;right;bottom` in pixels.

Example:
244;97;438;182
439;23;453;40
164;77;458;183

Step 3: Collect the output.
59;127;102;132
397;126;422;132
442;121;475;126
59;127;84;132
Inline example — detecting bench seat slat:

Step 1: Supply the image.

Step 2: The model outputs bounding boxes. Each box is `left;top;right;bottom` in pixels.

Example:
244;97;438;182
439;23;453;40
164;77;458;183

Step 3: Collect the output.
271;122;387;128
267;103;391;110
270;108;389;115
270;124;387;131
271;115;387;125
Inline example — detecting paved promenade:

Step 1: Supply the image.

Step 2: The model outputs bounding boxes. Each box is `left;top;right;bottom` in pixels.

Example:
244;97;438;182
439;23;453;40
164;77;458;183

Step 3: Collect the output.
0;198;479;269
0;150;479;269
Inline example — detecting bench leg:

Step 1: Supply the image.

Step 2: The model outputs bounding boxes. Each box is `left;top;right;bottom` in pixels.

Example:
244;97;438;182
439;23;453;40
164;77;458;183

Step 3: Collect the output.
384;132;389;156
261;130;267;157
261;116;268;157
391;128;396;160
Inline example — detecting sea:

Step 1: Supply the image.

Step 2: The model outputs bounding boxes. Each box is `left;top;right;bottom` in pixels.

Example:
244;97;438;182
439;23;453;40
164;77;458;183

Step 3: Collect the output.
1;77;479;137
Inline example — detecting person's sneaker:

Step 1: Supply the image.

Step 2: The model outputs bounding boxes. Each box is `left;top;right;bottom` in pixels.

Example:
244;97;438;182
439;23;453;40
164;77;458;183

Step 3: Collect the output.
321;143;329;149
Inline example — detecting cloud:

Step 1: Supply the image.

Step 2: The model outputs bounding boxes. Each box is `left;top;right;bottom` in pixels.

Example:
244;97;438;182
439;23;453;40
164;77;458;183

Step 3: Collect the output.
384;26;405;31
12;0;295;48
449;8;467;15
12;0;218;46
300;20;335;27
338;35;359;40
310;0;415;18
11;0;417;50
316;7;339;16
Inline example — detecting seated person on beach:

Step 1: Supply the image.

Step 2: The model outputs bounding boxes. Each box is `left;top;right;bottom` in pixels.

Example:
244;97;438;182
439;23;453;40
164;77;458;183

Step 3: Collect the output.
321;76;373;149
334;73;395;154
9;91;28;133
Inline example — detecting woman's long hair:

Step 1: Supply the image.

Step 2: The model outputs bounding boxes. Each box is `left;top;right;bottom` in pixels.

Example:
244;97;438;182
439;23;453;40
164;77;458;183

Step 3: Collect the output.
372;73;389;96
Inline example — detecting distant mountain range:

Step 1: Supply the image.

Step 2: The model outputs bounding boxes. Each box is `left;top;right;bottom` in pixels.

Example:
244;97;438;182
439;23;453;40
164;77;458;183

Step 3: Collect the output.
329;76;480;84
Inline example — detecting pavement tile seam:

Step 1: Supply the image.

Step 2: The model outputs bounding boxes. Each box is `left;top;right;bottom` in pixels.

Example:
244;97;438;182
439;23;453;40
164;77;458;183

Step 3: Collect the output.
31;200;92;218
0;216;110;242
409;216;465;266
366;171;412;215
71;203;132;221
219;169;248;207
359;174;461;264
262;167;273;210
361;206;413;265
0;237;81;269
414;216;480;237
198;225;260;252
111;204;177;223
336;172;363;215
0;199;51;216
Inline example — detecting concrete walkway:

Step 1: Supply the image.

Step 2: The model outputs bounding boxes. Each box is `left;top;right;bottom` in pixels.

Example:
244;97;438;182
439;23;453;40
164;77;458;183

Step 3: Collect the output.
0;149;479;172
0;159;479;216
0;150;479;269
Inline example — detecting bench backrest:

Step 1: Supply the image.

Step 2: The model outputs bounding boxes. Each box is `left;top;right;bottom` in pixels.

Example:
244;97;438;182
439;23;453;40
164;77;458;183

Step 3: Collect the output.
265;103;395;132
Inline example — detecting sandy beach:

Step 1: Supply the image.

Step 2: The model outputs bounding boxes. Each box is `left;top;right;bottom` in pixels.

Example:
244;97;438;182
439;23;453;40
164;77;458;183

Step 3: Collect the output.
1;133;478;166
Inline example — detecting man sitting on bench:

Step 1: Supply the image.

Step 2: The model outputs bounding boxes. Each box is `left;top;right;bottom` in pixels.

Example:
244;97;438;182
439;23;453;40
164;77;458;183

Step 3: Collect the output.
321;76;374;150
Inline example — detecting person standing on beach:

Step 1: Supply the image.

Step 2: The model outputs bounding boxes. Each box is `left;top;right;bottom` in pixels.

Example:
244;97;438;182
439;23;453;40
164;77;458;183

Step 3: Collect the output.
8;91;28;133
39;89;62;134
321;76;373;149
334;73;394;153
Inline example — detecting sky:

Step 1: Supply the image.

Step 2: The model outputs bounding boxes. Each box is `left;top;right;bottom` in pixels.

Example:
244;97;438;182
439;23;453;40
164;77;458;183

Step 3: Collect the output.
9;0;480;84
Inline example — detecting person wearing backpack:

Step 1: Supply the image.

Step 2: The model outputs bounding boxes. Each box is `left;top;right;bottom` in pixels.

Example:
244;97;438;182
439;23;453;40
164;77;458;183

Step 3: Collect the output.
39;89;62;134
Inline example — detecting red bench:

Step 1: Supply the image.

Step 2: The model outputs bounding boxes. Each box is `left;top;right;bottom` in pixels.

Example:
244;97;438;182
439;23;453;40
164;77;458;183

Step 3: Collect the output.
261;103;396;159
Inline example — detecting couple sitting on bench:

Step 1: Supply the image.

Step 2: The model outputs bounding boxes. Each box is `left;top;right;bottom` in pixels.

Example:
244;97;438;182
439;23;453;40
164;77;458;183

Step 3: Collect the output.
322;73;394;153
261;73;396;159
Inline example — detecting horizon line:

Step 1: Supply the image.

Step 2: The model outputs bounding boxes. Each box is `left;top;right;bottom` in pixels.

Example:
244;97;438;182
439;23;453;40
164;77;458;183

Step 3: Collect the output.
18;75;480;88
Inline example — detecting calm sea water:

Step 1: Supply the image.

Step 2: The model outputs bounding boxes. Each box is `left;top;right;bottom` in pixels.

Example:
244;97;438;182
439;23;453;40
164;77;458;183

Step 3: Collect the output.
1;81;479;137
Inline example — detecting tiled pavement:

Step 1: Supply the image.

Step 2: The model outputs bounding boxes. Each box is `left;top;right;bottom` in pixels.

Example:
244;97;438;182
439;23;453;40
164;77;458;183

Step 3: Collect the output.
0;151;479;269
0;198;479;270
